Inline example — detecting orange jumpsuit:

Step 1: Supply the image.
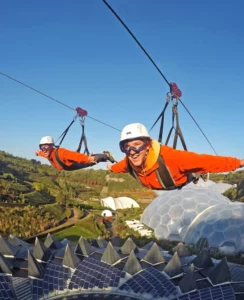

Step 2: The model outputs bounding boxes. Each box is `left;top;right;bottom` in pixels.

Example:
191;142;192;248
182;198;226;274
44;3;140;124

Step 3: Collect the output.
110;140;241;190
37;148;91;170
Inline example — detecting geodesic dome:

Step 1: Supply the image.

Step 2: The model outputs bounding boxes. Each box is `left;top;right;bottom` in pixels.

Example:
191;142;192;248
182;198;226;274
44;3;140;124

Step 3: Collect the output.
101;210;113;217
184;203;244;254
101;196;139;211
141;187;230;242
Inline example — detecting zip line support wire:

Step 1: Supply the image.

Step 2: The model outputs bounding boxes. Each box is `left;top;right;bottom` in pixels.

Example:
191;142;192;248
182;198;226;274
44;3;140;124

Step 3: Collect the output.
102;0;218;155
0;71;121;132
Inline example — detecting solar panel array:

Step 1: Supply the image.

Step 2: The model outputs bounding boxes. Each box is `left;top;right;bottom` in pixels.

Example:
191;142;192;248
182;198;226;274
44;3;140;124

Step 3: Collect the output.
228;263;244;282
12;277;32;300
0;275;15;300
0;234;243;300
42;262;71;295
69;257;126;290
175;284;236;300
32;279;44;300
119;267;179;298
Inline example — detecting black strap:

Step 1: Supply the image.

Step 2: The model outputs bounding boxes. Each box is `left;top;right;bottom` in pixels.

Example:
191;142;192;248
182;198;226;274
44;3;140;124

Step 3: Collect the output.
56;119;75;148
158;101;169;143
165;111;175;146
164;107;187;151
77;122;90;155
127;155;182;190
156;155;178;189
127;163;142;185
173;110;187;150
149;101;170;144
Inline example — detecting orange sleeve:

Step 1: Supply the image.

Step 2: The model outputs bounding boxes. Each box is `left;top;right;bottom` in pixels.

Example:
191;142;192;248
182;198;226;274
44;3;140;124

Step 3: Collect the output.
58;148;90;164
162;146;241;174
110;157;128;173
37;150;46;158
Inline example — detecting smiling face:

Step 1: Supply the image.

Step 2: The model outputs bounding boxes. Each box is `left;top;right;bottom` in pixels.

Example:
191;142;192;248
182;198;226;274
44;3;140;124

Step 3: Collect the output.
40;144;54;158
123;139;150;167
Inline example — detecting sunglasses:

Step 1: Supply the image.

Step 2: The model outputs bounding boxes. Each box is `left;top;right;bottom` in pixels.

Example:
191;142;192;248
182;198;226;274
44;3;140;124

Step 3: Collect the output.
121;141;147;155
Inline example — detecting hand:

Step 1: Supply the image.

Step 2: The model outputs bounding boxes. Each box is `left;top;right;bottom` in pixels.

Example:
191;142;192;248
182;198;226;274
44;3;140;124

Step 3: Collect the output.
107;163;112;171
35;150;39;156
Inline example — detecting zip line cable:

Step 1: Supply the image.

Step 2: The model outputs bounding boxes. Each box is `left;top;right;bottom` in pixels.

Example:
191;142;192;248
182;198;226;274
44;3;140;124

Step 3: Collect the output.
0;71;121;132
102;0;218;155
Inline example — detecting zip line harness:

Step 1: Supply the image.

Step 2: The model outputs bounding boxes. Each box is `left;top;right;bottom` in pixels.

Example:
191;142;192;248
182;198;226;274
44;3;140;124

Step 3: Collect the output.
55;107;90;155
151;83;208;187
102;1;212;189
129;83;208;189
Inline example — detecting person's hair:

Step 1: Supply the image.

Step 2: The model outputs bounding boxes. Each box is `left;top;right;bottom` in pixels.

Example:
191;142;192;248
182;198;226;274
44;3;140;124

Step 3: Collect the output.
146;138;153;148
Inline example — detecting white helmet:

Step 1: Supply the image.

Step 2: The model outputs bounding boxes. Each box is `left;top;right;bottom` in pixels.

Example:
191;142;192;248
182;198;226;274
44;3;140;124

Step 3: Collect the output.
39;136;54;147
120;123;150;144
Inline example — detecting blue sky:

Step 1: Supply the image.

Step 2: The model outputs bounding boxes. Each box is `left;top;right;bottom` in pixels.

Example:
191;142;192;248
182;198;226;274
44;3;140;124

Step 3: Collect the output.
1;0;244;168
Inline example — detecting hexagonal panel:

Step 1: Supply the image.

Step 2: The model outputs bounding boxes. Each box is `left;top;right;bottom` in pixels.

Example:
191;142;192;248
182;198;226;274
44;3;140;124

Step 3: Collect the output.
141;187;230;242
161;214;170;225
224;226;240;241
149;214;161;229
213;219;230;232
184;203;244;254
208;231;225;248
168;206;184;219
155;224;169;240
167;219;184;234
181;211;197;226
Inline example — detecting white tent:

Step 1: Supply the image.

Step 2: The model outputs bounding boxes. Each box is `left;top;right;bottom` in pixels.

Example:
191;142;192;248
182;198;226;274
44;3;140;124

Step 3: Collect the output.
100;196;140;210
101;210;113;217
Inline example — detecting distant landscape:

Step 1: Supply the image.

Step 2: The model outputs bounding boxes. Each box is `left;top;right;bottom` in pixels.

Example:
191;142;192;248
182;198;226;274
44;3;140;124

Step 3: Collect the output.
0;150;244;245
0;150;154;241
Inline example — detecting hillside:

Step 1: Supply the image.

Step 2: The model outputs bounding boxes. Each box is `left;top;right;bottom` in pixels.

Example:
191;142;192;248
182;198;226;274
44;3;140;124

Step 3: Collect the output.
0;150;153;205
0;150;154;239
1;150;244;240
1;150;244;205
210;171;244;201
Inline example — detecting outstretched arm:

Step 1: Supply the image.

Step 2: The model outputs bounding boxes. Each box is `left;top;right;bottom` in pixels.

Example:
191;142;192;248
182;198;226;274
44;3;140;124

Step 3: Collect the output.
107;157;128;173
35;150;46;158
167;147;242;174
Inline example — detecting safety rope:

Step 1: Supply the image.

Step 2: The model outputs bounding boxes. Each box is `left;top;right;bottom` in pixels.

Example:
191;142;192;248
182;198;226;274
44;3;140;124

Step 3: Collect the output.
0;71;121;132
102;0;218;155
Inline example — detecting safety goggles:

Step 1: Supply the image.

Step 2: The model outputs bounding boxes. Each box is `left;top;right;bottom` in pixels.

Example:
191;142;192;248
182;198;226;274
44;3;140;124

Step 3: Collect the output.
39;144;53;152
120;141;147;155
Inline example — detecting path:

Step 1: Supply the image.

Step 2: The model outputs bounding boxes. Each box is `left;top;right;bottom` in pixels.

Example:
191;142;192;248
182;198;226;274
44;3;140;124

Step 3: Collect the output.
25;207;81;240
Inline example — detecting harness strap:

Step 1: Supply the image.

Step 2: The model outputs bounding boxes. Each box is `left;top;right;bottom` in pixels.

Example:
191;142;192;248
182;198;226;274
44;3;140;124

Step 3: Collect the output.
158;99;170;144
76;121;90;155
173;109;187;150
156;155;178;189
127;155;183;190
54;149;82;171
56;118;76;148
165;110;175;146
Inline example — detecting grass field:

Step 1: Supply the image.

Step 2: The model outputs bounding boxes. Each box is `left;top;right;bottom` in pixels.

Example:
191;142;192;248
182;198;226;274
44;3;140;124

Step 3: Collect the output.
53;214;101;243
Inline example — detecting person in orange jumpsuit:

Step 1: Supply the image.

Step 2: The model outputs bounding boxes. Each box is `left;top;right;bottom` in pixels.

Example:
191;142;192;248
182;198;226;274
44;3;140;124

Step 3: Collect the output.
107;123;244;190
36;136;115;171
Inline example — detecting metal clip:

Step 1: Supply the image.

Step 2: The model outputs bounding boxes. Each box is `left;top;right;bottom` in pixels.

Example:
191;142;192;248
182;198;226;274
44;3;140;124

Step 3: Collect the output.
79;115;85;126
